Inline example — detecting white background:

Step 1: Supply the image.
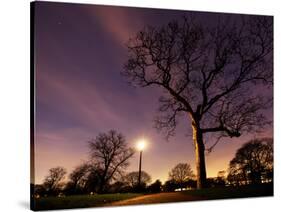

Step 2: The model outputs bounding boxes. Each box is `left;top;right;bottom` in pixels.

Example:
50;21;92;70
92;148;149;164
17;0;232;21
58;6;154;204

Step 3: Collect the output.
0;0;280;211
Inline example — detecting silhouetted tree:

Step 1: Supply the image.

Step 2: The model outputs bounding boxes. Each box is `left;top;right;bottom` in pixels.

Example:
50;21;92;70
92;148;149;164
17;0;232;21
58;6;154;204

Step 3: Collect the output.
65;163;91;194
227;138;273;185
148;179;162;193
83;166;103;193
33;184;46;197
43;166;66;196
227;164;245;186
206;178;215;187
88;130;135;193
123;15;273;188
124;171;151;191
217;170;226;179
206;177;226;188
163;179;178;192
169;163;194;190
108;181;128;193
185;179;197;189
214;170;226;187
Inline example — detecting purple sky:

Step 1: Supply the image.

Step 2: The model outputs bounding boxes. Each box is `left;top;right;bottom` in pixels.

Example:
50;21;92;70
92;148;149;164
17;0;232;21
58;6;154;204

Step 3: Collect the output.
33;2;273;184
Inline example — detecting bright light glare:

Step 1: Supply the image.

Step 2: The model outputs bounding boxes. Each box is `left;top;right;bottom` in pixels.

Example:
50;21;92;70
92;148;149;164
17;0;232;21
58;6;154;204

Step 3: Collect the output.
137;139;146;151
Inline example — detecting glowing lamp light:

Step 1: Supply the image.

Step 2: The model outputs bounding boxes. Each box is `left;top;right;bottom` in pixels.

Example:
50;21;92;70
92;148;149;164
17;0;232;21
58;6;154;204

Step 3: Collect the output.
137;139;146;151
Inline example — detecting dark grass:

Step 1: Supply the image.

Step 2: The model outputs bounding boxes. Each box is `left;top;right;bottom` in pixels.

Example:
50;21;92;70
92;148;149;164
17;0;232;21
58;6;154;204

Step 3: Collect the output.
33;193;141;211
32;183;273;210
182;183;273;200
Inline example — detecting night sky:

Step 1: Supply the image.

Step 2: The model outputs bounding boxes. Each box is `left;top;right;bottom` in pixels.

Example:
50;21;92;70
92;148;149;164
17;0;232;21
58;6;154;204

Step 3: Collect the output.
34;1;273;184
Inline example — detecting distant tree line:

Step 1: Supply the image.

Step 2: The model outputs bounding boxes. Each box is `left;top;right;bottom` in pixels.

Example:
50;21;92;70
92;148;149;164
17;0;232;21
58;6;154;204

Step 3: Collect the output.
32;131;273;197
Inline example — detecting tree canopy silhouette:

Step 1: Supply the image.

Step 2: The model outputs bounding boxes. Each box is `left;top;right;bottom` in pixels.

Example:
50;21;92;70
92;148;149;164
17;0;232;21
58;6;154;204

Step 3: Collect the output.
88;130;135;193
227;138;273;185
123;15;273;188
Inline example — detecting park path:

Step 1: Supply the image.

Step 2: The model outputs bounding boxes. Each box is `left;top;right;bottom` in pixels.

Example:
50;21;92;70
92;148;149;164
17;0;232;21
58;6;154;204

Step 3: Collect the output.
106;192;206;206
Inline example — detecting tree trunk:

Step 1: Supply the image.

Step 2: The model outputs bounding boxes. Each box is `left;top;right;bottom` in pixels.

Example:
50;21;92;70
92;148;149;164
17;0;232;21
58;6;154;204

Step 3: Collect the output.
192;120;207;189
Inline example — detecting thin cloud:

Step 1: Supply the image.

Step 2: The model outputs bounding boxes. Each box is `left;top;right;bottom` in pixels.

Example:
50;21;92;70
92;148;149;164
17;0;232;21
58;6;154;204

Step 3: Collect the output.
87;6;144;45
37;70;124;130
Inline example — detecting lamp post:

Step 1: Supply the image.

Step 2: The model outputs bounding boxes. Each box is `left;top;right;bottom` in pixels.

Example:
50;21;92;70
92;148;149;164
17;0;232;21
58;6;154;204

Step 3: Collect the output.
137;140;146;190
138;150;142;188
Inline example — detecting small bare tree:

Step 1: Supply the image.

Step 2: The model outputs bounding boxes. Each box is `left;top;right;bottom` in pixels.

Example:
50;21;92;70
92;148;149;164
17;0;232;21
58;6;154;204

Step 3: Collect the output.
169;163;194;190
88;130;135;193
123;15;273;188
43;166;67;195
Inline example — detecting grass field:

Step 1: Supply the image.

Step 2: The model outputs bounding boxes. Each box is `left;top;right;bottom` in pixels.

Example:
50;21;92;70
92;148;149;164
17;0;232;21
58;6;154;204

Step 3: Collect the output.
32;193;142;210
32;183;273;210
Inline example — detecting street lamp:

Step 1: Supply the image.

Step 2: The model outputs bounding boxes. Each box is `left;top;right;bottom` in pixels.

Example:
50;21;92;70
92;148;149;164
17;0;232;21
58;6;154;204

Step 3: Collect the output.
136;139;146;190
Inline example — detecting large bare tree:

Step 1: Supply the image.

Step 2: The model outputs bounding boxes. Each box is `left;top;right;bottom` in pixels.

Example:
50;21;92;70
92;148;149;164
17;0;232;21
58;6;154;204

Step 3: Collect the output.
123;15;273;188
88;130;135;192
